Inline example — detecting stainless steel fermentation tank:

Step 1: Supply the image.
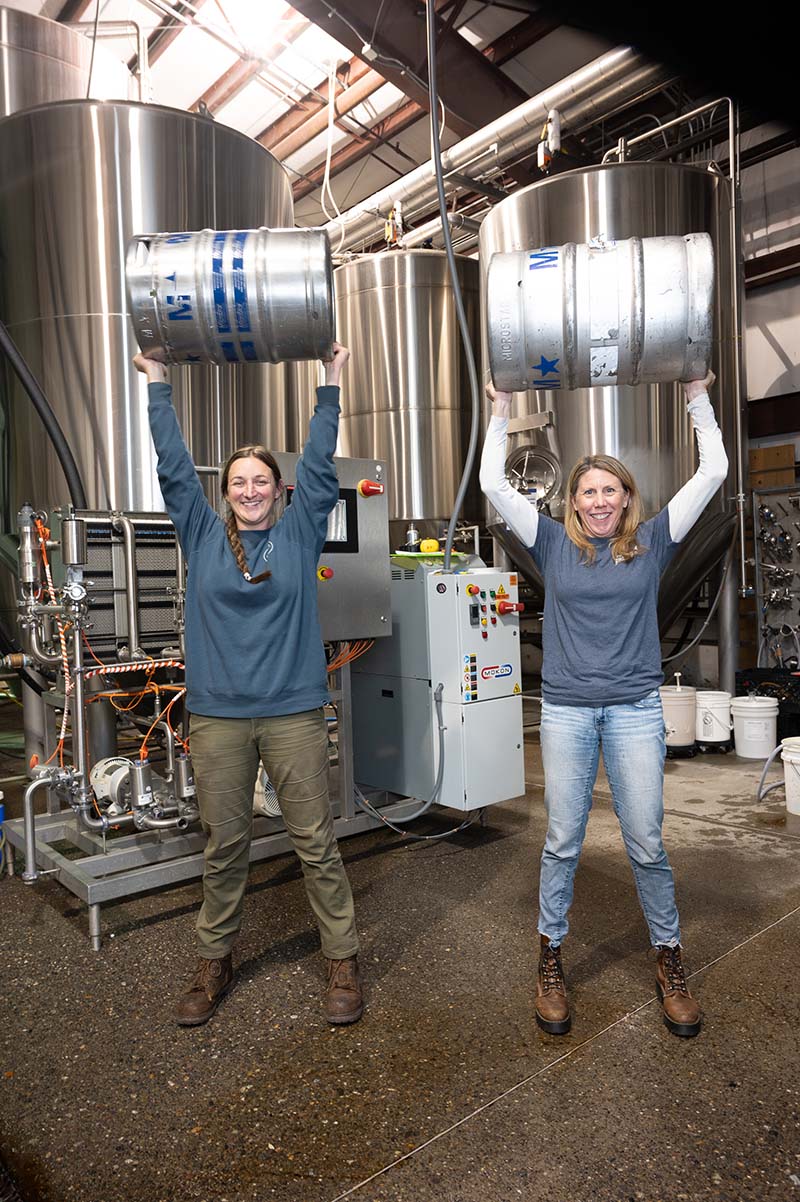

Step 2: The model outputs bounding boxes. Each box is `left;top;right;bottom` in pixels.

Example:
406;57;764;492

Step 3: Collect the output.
0;100;303;526
329;250;481;543
0;5;132;115
480;162;738;637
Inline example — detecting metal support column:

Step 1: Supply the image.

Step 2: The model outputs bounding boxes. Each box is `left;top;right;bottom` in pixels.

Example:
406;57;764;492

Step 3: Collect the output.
718;541;739;695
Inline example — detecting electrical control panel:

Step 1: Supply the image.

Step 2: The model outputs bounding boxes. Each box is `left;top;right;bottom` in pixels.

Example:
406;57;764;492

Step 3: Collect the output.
272;451;392;641
351;561;525;811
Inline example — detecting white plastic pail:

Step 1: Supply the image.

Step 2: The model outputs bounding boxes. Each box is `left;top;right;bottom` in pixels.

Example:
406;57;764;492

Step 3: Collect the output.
695;690;732;745
659;685;697;748
731;696;779;759
780;737;800;816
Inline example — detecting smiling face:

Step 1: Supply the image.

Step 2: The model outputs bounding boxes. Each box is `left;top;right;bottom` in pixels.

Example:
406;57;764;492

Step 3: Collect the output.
224;456;283;531
571;467;629;538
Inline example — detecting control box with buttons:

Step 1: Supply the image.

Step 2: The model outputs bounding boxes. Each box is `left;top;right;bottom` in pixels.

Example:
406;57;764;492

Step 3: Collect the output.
351;562;525;810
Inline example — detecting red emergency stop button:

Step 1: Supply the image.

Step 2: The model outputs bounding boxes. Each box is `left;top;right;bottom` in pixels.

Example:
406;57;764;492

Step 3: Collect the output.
466;584;480;596
317;566;335;581
357;479;384;497
497;600;524;615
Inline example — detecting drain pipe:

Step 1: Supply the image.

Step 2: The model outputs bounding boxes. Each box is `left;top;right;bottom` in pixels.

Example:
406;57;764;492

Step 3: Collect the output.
22;776;51;883
324;48;670;251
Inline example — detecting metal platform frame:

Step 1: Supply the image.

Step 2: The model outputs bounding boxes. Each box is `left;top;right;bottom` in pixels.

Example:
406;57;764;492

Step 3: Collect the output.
3;664;420;949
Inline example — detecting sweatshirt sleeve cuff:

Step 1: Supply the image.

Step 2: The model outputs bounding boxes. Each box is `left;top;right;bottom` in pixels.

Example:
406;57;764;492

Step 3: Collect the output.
316;384;340;404
148;380;173;402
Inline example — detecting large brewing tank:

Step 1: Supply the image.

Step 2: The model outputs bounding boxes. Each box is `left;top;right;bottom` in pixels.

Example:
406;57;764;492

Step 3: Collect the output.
0;100;300;524
0;5;132;114
479;162;737;625
329;250;481;541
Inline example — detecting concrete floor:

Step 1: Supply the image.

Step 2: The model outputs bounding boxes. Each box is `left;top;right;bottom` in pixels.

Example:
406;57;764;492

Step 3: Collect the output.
0;733;799;1202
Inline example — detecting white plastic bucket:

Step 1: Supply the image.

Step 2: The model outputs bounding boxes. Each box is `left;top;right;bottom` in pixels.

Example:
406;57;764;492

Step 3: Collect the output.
659;685;697;748
780;737;800;816
731;696;779;759
695;690;732;745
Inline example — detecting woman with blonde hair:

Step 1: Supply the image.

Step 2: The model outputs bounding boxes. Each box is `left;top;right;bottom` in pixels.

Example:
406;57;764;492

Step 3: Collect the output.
480;373;727;1039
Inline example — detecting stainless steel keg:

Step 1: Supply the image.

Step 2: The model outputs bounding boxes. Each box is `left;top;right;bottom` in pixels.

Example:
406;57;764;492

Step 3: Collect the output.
126;227;334;366
487;232;714;391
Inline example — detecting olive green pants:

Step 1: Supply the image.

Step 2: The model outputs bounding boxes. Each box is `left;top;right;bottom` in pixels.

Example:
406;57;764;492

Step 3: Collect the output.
188;709;359;960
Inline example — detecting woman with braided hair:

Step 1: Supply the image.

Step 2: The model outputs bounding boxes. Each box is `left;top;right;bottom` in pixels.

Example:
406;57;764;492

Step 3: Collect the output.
133;344;363;1027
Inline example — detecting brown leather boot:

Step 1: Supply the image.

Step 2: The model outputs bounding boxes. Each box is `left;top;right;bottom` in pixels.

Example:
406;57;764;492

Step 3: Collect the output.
535;935;571;1035
656;945;701;1038
175;954;235;1027
324;956;363;1025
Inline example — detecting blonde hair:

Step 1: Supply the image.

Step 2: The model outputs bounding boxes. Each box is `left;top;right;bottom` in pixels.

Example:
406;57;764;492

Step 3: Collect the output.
564;454;645;565
221;445;282;584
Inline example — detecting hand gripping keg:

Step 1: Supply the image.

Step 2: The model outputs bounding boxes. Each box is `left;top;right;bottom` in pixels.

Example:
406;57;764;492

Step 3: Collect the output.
487;232;714;392
125;227;334;366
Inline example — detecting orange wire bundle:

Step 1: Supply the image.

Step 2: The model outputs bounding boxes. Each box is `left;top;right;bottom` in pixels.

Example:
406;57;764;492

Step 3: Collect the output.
326;640;374;673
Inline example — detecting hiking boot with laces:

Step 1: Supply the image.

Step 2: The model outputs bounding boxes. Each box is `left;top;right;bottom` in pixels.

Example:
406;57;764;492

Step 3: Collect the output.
324;955;363;1025
656;945;701;1038
175;954;235;1027
535;935;571;1035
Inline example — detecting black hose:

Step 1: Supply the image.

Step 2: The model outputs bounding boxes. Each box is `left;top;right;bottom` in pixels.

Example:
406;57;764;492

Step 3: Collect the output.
425;0;482;572
0;317;88;509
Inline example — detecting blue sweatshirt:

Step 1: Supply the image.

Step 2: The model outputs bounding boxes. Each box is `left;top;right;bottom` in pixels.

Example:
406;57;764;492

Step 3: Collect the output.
531;509;680;707
147;381;340;718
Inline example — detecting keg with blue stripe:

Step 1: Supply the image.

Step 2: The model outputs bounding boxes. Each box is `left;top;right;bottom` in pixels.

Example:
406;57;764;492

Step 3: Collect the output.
125;227;334;365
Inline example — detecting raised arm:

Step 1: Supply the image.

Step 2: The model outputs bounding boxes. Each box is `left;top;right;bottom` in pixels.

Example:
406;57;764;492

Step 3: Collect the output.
667;371;729;543
285;342;349;551
133;353;216;552
479;384;539;548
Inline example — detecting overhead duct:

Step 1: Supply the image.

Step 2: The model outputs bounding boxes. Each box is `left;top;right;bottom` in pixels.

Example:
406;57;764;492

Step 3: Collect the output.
323;47;671;252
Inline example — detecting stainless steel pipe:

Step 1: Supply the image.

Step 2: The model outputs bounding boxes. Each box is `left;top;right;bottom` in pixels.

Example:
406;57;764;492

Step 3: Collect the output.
488;233;714;391
126;227;334;366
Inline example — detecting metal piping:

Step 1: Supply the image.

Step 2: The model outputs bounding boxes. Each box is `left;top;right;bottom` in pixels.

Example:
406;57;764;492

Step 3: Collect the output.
21;619;62;667
22;776;50;883
112;514;145;659
138;813;190;831
402;212;483;249
324;48;670;251
66;20;150;101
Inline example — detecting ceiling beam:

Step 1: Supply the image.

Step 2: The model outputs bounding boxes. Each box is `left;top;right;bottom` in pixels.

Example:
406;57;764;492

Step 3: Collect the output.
289;0;529;139
745;244;800;291
258;58;375;150
268;68;390;161
293;97;425;201
190;9;309;114
126;0;211;73
54;0;94;19
290;10;565;204
484;10;562;65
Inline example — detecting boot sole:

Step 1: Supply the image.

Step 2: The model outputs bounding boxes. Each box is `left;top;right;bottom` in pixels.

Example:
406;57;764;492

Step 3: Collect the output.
176;979;235;1027
535;1011;571;1035
326;1003;364;1026
656;983;701;1039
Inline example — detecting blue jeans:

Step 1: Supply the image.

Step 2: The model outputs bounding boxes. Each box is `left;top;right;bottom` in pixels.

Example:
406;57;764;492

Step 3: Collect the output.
538;690;681;948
